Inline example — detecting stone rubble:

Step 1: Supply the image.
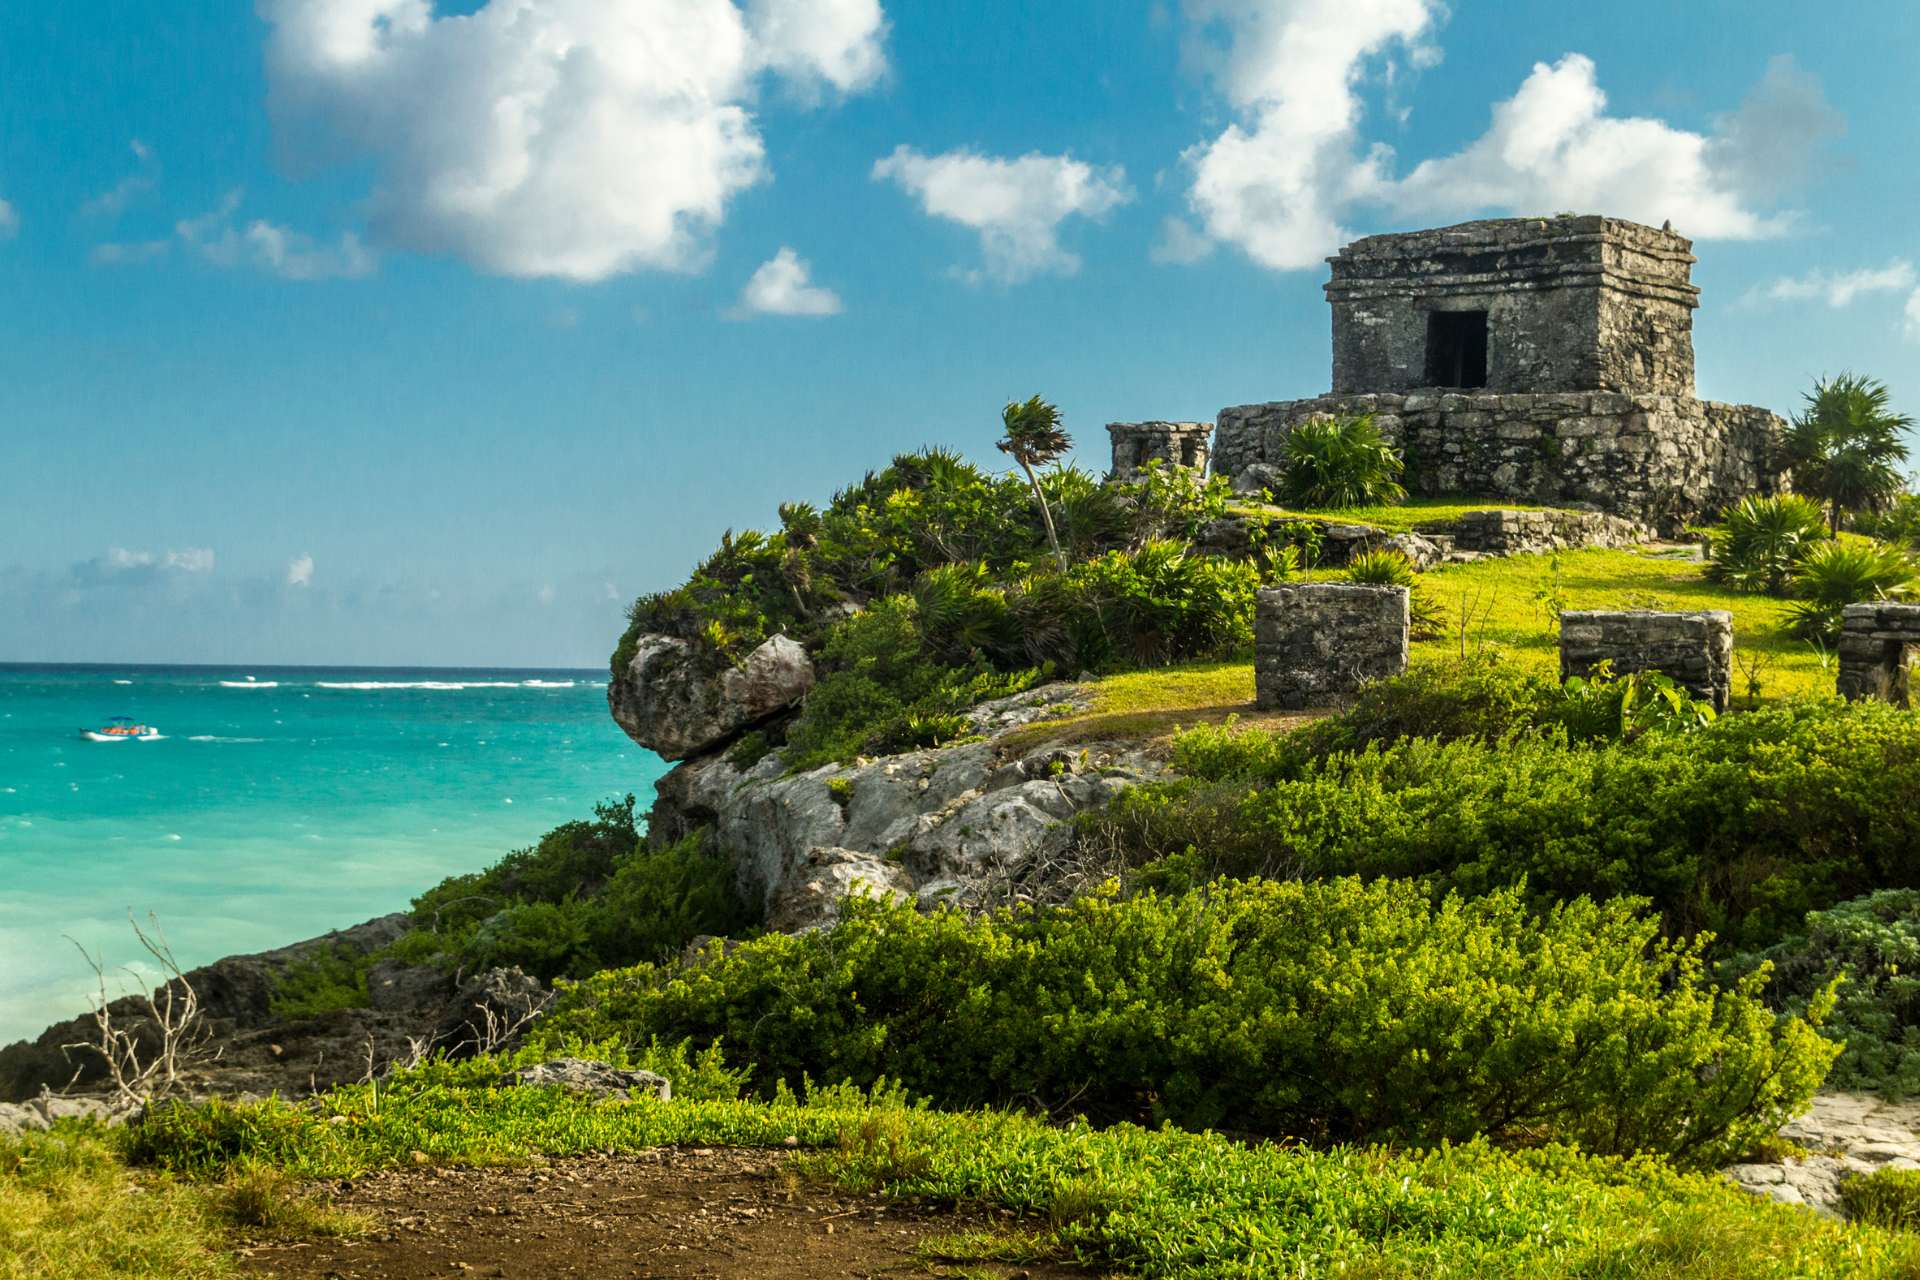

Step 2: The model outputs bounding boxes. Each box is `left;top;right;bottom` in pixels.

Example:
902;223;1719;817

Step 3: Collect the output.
501;1057;672;1103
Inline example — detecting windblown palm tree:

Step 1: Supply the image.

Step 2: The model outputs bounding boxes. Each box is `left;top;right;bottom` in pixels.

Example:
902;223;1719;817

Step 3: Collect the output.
998;395;1073;573
1785;372;1914;533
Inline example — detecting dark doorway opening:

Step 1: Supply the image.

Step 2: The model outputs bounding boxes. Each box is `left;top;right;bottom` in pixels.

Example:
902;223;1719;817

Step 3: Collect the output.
1426;311;1488;388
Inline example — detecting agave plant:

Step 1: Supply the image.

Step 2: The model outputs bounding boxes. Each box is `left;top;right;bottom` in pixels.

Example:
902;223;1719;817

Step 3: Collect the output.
1278;414;1408;509
1704;494;1828;595
1786;539;1920;641
1343;549;1449;638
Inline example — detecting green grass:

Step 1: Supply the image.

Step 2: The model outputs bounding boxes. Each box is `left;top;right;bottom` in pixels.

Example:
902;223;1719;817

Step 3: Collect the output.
1423;547;1834;701
1001;660;1263;748
1228;495;1570;534
120;1079;1920;1279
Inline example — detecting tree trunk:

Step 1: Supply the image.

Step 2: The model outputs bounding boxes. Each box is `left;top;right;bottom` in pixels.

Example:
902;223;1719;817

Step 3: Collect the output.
1019;460;1070;574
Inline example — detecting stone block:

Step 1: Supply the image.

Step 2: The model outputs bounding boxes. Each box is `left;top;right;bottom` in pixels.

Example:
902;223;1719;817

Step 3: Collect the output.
1558;610;1733;712
1838;603;1920;707
1254;584;1409;710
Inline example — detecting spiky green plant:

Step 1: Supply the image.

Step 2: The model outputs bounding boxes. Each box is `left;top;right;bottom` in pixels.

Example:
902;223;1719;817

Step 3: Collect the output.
1786;539;1920;641
998;395;1074;573
1705;494;1829;594
1343;549;1449;637
1279;414;1408;508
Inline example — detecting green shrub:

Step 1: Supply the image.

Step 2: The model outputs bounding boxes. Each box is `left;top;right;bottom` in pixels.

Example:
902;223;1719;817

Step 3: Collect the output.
1705;494;1829;594
405;796;755;982
1723;890;1920;1097
1088;696;1920;951
1856;493;1920;546
1278;415;1407;508
540;881;1833;1167
1787;538;1920;641
1844;1167;1920;1231
1070;540;1259;668
269;943;373;1021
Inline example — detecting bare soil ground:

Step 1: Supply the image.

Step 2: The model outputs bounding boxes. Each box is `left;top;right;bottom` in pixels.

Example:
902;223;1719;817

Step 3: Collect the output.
237;1146;1106;1280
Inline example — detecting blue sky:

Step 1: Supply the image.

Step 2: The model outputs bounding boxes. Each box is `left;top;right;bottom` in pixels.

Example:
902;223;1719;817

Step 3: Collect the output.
2;0;1917;667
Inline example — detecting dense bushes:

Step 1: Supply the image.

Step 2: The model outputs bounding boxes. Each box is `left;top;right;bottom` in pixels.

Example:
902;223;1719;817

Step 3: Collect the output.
403;795;755;981
543;881;1833;1167
1705;493;1916;640
1724;890;1920;1097
1082;685;1920;952
1277;414;1407;507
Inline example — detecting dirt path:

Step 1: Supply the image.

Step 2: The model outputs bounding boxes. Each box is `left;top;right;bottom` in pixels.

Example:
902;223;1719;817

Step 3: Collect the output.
237;1146;1103;1280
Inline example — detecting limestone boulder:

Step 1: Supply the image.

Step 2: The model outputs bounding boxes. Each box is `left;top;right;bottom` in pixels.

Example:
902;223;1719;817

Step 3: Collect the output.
1229;462;1286;497
764;847;916;934
608;634;814;761
502;1057;670;1102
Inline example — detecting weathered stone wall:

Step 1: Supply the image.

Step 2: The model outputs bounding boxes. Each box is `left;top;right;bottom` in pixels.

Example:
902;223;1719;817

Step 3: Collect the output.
1213;392;1787;532
1106;420;1212;482
1255;583;1409;710
1559;610;1733;712
1837;603;1920;706
1326;216;1698;397
1440;508;1651;555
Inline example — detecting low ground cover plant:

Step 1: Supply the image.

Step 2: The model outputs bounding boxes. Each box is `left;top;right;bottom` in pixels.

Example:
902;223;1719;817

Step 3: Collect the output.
537;880;1833;1166
109;1074;1920;1280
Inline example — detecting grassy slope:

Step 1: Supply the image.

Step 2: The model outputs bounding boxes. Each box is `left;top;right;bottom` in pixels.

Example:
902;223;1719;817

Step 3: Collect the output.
1227;496;1569;533
1020;546;1835;750
119;1082;1920;1280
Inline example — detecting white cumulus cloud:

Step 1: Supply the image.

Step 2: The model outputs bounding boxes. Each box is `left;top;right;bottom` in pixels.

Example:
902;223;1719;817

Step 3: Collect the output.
1754;260;1916;309
81;141;160;219
1178;0;1843;271
103;548;214;573
872;145;1131;284
256;0;889;282
729;246;843;316
287;554;314;587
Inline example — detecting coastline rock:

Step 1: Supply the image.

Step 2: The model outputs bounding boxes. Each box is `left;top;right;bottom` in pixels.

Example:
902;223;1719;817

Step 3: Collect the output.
648;681;1170;926
608;633;814;761
1724;1092;1920;1218
764;847;916;933
502;1057;670;1102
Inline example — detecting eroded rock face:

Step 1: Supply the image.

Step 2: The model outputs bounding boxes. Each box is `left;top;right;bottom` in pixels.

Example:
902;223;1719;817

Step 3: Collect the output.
609;634;814;761
648;682;1170;927
765;847;916;933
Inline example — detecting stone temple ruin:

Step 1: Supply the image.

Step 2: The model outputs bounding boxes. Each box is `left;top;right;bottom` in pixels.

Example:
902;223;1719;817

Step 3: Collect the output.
1206;216;1791;532
1105;420;1213;483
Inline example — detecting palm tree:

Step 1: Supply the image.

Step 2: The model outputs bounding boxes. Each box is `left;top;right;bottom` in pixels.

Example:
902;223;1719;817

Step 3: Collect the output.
998;395;1073;573
1784;372;1914;533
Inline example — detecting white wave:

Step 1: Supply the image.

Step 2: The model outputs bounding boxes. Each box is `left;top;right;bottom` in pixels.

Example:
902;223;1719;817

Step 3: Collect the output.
113;679;132;684
314;681;524;690
521;680;574;688
220;680;279;688
187;736;266;743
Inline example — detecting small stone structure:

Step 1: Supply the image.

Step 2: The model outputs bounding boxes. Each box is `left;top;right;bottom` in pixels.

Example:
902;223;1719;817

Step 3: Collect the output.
1106;421;1212;482
1836;603;1920;706
1255;583;1409;710
1559;610;1733;712
1211;216;1791;530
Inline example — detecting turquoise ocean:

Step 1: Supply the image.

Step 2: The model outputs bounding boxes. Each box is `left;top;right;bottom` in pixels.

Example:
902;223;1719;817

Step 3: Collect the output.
0;665;667;1044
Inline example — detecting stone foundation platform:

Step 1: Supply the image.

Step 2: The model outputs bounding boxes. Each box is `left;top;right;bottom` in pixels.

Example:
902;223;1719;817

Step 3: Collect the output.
1837;603;1920;706
1559;609;1733;712
1255;583;1409;710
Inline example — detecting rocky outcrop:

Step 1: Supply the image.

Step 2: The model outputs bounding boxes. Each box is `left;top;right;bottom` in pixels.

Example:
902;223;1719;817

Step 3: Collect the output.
0;914;550;1106
649;681;1170;920
765;847;917;933
0;1092;139;1138
608;634;814;761
502;1057;671;1102
1725;1092;1920;1218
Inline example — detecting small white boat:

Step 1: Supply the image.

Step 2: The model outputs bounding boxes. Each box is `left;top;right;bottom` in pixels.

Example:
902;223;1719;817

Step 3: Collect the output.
82;716;162;741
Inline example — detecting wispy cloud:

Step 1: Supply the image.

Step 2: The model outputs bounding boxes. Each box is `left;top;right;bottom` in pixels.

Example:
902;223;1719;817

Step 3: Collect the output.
0;197;17;240
287;554;313;588
728;247;843;317
90;240;170;266
172;189;376;280
80;141;160;219
1749;259;1916;308
873;145;1131;284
